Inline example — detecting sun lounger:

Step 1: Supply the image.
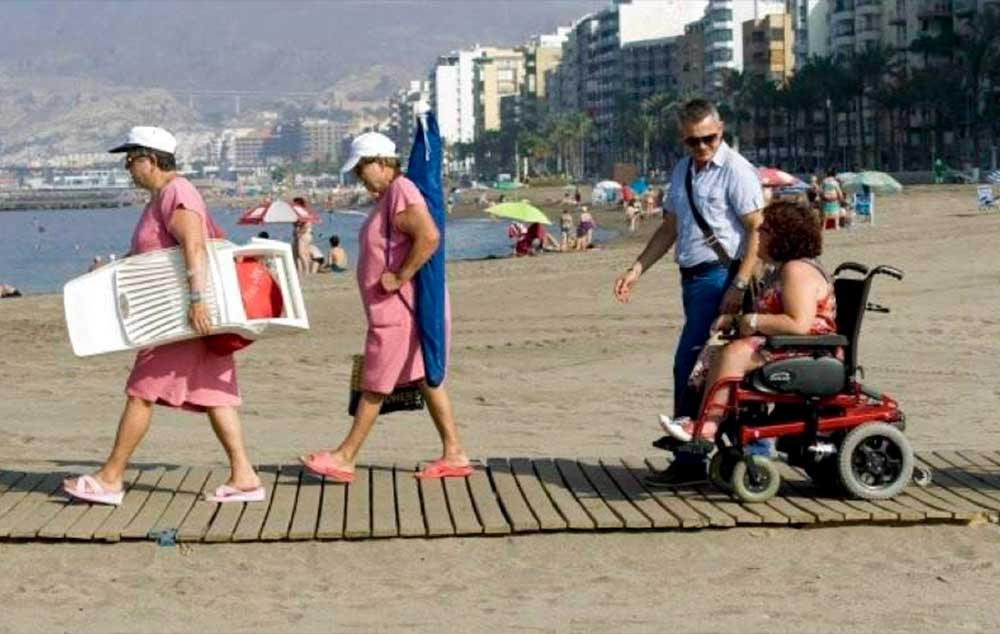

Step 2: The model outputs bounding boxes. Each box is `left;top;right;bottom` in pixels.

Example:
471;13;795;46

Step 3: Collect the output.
977;185;997;212
64;238;309;357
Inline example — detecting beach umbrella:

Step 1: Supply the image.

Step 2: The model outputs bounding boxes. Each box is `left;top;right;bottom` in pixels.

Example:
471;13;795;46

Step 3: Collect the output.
595;180;622;190
485;200;552;225
237;199;319;225
840;171;903;194
406;103;447;387
757;167;801;187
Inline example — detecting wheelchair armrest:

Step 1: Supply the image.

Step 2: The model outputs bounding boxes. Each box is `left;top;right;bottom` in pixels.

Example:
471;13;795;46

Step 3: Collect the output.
765;334;848;348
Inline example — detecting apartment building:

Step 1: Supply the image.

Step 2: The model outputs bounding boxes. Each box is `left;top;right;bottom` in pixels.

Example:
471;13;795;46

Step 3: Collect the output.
742;12;796;82
387;80;432;160
432;48;484;145
472;47;525;136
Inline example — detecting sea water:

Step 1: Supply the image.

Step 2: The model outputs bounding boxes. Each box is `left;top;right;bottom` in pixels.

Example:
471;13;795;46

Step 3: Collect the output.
0;206;614;294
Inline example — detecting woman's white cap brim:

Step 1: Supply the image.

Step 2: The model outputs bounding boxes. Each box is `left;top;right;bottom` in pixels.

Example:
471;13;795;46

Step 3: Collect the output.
340;132;397;173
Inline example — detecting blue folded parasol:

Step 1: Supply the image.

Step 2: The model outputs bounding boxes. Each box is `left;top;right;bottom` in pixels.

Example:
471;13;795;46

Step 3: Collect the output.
406;105;447;387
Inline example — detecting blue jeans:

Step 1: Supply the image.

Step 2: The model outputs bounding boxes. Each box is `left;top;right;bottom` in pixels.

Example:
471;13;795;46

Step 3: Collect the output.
673;264;731;418
671;264;770;464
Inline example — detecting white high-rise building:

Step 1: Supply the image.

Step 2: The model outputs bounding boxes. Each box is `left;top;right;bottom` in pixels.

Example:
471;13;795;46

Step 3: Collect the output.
703;0;786;96
431;47;485;145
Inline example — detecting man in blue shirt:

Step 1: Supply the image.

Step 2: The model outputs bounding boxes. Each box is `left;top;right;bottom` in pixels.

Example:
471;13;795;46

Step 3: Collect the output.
614;98;764;487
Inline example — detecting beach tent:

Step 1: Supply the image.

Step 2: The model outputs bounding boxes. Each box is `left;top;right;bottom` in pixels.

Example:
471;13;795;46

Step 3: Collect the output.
406;104;447;387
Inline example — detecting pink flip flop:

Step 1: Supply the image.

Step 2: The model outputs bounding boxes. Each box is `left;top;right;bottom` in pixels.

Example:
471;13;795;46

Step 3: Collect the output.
63;475;124;506
299;452;354;483
205;484;266;503
415;459;474;480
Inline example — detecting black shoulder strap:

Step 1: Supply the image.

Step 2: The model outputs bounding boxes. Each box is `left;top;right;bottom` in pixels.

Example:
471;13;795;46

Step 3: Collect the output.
684;158;732;266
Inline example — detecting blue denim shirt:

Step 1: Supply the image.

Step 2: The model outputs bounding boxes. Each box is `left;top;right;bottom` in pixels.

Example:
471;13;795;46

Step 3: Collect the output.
664;142;764;268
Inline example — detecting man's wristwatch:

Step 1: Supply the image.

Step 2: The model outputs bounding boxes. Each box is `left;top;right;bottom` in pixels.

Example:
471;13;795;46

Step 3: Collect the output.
189;290;204;304
730;277;748;291
749;313;759;332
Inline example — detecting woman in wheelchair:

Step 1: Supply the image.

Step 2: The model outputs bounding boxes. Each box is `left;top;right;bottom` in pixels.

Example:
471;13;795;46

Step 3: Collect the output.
662;201;839;442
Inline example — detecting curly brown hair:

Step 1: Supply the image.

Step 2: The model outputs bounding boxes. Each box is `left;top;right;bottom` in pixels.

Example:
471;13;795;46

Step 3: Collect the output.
762;201;823;262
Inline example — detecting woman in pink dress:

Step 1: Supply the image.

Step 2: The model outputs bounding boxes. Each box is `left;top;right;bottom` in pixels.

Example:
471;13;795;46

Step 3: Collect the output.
63;126;263;505
300;132;472;482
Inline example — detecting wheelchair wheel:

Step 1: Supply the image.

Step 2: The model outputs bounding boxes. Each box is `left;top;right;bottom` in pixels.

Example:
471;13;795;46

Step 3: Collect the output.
837;422;914;500
731;456;781;503
709;449;740;493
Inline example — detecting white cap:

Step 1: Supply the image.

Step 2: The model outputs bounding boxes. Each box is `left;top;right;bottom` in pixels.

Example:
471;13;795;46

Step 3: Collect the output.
340;132;397;174
109;126;177;154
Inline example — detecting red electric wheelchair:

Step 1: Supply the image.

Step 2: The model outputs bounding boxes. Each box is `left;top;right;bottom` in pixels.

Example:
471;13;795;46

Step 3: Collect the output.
662;262;931;503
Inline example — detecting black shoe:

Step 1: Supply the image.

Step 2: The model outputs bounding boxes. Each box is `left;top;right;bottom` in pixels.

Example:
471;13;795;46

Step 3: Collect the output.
643;461;708;489
651;434;686;452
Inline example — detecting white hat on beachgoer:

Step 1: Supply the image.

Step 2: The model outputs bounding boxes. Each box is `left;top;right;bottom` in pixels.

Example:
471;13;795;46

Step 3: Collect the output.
340;132;397;174
108;126;177;154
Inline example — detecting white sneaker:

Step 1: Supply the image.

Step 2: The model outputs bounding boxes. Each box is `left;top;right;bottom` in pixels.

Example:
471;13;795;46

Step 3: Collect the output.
658;414;693;442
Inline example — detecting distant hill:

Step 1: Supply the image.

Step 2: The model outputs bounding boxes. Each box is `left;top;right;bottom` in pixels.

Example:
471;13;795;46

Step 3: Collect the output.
0;0;602;163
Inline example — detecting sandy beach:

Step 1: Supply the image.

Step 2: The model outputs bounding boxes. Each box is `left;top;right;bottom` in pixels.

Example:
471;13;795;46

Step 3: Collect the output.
2;184;1000;633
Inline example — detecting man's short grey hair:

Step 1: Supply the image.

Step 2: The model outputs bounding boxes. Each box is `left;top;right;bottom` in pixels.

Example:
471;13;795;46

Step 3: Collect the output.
676;98;722;126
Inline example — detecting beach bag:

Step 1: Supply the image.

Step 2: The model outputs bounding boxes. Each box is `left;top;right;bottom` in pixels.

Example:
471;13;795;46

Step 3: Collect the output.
348;354;425;416
205;258;284;355
346;187;425;416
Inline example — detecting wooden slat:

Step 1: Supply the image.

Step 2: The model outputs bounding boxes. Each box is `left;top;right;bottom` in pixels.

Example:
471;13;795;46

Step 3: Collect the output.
288;467;323;541
553;459;623;529
767;464;840;523
230;468;279;542
762;496;812;524
4;472;69;539
600;458;681;528
939;451;1000;492
315;472;348;540
343;466;372;539
696;485;764;525
644;457;734;527
260;465;301;540
487;458;539;533
532;459;594;530
509;458;566;531
92;469;164;542
0;473;66;537
121;467;189;539
466;462;510;535
917;454;1000;518
621;458;707;528
956;450;1000;472
902;486;976;521
0;472;45;521
443;472;483;536
785;466;875;521
370;463;398;538
738;500;790;525
0;471;25;496
907;462;997;520
891;492;951;520
148;467;211;536
578;458;651;529
417;464;454;537
176;470;228;542
392;462;424;538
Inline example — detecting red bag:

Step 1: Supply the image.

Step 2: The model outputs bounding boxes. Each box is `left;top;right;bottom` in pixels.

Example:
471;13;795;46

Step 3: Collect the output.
204;258;284;355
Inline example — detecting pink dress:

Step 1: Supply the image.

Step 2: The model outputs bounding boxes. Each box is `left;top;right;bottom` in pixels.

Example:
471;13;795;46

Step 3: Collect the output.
124;177;241;412
357;176;443;394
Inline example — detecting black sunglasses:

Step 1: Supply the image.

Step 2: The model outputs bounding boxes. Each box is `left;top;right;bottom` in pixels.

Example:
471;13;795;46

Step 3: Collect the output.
683;133;720;148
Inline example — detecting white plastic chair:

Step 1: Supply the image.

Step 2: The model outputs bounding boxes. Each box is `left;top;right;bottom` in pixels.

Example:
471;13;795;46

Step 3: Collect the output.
852;190;875;225
977;185;997;212
64;238;309;357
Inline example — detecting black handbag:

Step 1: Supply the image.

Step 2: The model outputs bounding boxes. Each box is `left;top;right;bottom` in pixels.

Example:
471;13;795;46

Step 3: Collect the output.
346;194;425;417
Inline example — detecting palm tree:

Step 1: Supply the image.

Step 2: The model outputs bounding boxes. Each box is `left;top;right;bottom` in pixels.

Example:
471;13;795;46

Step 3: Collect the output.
955;6;1000;167
848;42;898;168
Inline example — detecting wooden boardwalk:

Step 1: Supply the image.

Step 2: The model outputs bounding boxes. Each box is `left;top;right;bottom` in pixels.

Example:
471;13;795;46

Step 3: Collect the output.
2;450;999;543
